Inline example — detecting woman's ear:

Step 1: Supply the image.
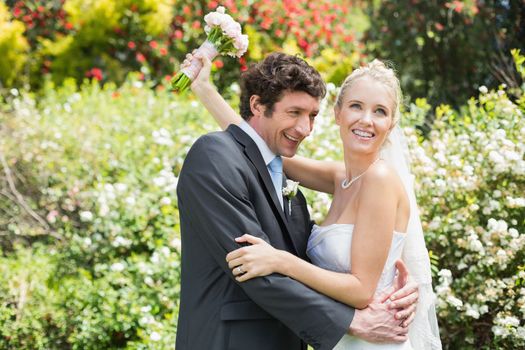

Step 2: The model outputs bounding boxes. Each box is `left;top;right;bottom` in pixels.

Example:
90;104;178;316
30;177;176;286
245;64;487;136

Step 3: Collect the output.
385;118;397;141
249;95;264;118
334;105;342;126
388;115;397;131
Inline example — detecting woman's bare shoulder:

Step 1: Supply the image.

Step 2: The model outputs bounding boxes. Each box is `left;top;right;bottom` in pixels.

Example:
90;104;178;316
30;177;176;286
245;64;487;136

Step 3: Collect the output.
362;160;398;185
359;160;407;199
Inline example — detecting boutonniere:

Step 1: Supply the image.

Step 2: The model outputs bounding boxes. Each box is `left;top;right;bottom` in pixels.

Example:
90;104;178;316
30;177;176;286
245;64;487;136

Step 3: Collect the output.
282;180;299;214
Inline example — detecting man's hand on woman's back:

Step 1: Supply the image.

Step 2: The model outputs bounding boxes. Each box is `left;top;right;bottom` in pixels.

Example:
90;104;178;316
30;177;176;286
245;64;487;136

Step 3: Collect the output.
348;259;418;342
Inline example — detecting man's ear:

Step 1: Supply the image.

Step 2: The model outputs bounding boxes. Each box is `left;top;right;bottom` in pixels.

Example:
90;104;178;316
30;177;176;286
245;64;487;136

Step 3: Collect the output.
249;95;265;118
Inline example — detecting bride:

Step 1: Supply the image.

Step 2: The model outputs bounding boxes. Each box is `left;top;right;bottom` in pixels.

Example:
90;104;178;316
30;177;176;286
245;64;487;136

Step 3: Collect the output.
182;53;441;350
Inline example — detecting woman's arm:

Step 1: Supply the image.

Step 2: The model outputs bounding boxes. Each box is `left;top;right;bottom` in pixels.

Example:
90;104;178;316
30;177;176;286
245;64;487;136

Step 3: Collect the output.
283;156;343;194
349;165;399;304
186;54;242;129
227;234;371;308
185;54;343;194
226;165;398;309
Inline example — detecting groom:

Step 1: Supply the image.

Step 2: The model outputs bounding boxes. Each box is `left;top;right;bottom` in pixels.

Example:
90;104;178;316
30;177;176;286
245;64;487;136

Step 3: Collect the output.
176;53;416;350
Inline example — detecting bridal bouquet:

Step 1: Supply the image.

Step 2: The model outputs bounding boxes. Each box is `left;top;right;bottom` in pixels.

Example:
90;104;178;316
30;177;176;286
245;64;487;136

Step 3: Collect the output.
171;6;249;92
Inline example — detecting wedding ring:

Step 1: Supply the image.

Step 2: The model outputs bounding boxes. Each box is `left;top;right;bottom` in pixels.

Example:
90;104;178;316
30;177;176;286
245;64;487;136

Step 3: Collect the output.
236;266;244;274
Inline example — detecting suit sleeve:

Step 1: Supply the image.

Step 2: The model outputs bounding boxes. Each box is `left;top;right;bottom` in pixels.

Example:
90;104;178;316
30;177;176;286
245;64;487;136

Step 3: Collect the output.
177;135;354;350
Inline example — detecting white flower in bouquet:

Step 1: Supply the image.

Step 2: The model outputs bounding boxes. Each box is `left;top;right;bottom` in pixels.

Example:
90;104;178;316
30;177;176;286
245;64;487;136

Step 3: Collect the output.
171;6;249;92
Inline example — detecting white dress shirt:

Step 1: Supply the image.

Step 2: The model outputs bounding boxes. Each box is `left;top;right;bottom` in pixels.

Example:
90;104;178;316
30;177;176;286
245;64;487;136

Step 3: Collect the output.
238;121;283;208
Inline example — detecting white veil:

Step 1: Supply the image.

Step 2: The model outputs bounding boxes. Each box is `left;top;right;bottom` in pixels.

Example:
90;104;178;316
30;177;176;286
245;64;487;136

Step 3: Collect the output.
380;126;442;350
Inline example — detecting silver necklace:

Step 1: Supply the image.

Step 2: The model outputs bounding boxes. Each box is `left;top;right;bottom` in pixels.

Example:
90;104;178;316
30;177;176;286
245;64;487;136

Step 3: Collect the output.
341;158;381;189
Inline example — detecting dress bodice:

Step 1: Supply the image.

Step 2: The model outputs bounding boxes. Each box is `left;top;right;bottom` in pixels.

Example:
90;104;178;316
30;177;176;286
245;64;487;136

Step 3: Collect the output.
307;223;406;293
306;223;412;350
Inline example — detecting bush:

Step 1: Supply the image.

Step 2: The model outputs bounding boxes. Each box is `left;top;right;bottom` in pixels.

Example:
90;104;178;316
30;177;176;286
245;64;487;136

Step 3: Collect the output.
0;2;29;88
4;0;369;92
407;52;525;349
366;0;525;107
0;77;215;348
6;0;178;90
0;246;65;348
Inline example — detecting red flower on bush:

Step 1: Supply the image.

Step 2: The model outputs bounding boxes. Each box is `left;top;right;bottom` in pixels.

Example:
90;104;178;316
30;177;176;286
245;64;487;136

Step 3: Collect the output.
447;0;465;13
127;41;136;49
149;40;158;49
298;38;308;49
261;19;271;30
86;68;103;81
239;56;247;72
136;53;146;63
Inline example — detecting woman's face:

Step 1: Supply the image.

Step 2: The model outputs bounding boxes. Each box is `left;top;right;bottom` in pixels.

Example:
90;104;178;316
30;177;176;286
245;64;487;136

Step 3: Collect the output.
335;76;395;157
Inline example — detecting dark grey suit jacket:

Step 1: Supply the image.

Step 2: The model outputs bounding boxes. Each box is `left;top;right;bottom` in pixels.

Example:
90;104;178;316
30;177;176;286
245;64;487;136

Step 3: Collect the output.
175;125;354;350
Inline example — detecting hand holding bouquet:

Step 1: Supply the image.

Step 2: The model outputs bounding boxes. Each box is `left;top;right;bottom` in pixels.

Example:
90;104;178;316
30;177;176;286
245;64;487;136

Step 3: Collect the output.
171;6;249;92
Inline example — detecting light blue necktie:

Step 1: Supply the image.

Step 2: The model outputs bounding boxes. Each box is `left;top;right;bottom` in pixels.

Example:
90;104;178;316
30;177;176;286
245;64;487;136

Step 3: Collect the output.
267;156;284;209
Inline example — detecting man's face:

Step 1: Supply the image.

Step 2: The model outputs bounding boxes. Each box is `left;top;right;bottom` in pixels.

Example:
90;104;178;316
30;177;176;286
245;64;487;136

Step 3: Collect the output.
249;91;320;157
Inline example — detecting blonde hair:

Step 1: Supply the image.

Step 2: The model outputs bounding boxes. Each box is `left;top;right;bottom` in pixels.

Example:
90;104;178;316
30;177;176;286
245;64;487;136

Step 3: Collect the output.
335;59;402;125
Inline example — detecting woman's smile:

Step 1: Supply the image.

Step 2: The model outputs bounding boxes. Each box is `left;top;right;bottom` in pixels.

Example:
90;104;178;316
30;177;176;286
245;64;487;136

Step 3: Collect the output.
351;129;375;139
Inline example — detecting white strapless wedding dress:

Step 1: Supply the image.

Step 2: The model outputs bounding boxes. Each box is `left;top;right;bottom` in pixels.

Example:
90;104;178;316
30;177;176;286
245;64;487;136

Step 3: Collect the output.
307;224;413;350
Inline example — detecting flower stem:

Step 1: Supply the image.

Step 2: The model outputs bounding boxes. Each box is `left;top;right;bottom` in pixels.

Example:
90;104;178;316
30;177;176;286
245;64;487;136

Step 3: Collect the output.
171;72;191;92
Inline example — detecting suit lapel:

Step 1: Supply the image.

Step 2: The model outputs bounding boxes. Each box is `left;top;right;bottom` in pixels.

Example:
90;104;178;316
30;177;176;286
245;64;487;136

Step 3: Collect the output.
282;175;290;221
227;125;300;255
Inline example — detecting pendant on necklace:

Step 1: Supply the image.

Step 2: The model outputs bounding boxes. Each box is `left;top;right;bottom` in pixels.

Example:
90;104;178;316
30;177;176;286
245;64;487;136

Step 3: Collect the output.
341;158;381;189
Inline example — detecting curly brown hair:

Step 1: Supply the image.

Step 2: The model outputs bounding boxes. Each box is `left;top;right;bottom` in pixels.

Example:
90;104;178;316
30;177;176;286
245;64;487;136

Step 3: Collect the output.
239;53;326;120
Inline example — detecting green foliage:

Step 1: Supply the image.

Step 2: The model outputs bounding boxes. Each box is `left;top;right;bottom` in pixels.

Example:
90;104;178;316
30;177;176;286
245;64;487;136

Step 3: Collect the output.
308;48;361;87
0;246;65;349
43;0;176;87
0;3;29;88
5;0;178;90
366;0;525;106
511;49;525;81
